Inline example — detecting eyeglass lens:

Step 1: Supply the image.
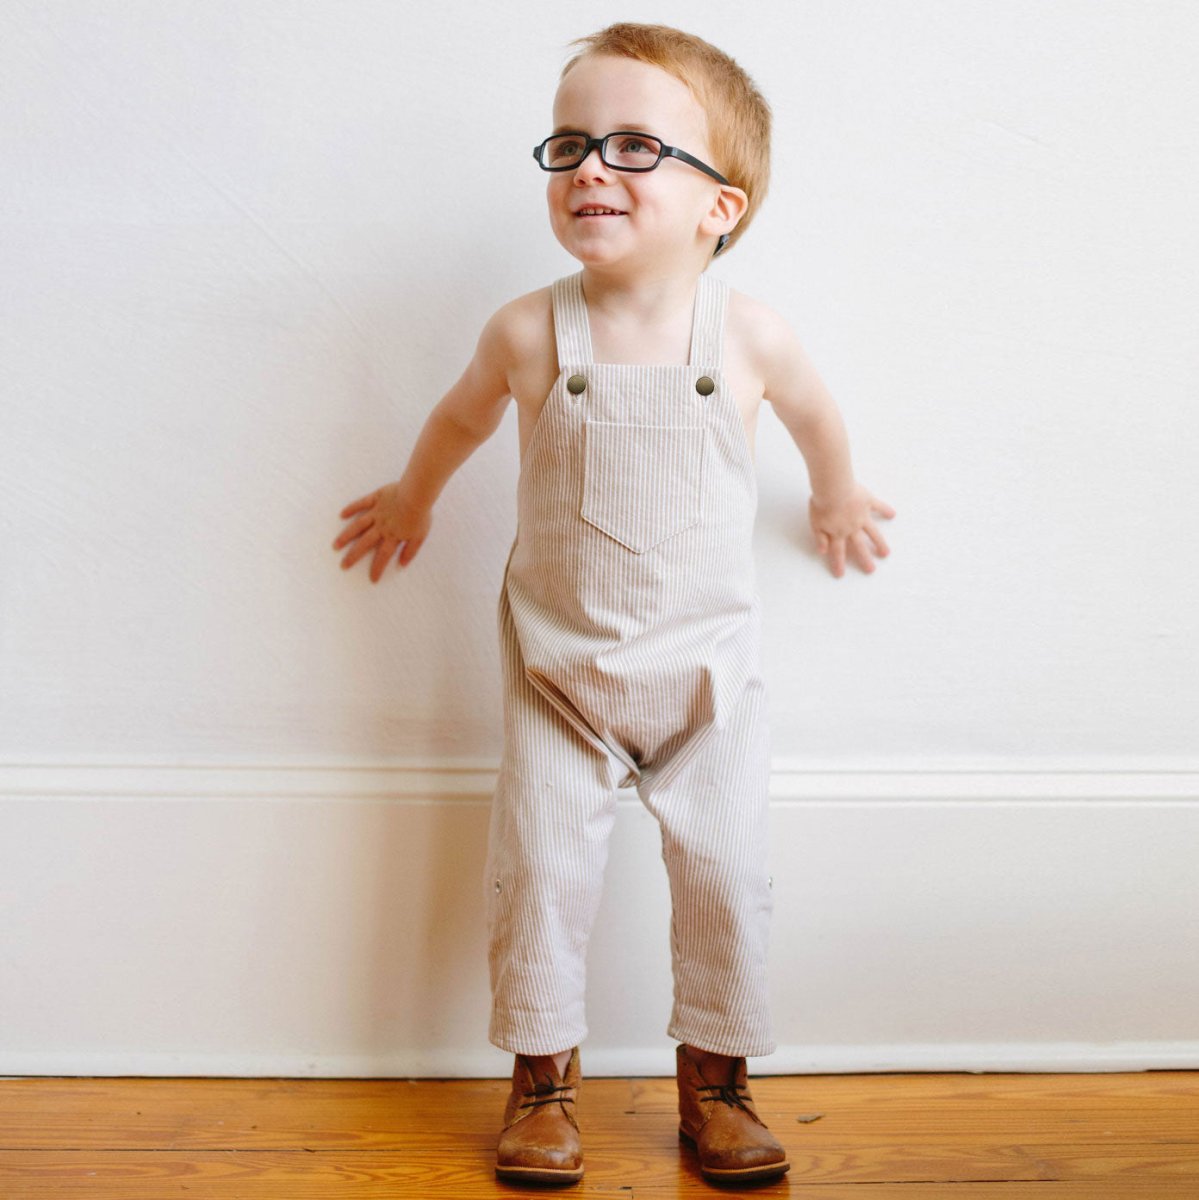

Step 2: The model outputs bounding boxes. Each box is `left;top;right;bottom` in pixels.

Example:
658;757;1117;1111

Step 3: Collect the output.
541;133;663;170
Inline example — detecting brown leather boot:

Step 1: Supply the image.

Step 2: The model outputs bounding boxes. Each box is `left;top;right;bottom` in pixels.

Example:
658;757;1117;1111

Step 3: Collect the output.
495;1047;583;1185
676;1044;790;1185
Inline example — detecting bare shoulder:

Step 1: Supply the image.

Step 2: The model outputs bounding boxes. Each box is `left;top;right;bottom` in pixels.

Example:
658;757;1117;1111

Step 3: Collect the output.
725;287;789;347
724;286;811;372
472;286;560;460
478;285;554;381
725;288;818;396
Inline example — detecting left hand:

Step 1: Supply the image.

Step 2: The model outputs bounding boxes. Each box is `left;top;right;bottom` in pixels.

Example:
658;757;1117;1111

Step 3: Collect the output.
809;483;896;577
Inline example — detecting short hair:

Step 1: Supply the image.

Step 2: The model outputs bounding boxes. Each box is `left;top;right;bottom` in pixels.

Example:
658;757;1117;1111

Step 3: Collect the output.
560;23;771;256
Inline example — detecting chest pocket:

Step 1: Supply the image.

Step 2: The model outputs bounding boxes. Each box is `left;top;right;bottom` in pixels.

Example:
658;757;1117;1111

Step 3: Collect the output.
581;420;707;554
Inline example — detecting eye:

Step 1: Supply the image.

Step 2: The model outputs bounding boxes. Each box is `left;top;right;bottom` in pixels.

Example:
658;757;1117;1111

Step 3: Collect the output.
606;134;662;169
548;137;583;164
616;135;654;157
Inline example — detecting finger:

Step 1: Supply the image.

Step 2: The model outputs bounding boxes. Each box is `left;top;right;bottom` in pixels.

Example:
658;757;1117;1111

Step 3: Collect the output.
871;496;897;520
332;512;375;552
829;536;847;578
369;538;399;583
848;530;876;574
339;529;377;568
864;519;890;558
340;527;380;569
338;492;377;520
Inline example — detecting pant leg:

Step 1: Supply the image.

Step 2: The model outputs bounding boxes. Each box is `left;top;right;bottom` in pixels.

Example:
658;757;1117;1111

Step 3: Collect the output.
484;585;621;1055
636;673;775;1057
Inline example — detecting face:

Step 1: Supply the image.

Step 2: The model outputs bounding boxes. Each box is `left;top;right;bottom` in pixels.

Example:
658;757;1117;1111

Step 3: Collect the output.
545;54;737;270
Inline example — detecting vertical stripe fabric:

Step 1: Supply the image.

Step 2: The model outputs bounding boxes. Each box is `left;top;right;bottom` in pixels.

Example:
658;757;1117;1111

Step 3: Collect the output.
484;269;775;1058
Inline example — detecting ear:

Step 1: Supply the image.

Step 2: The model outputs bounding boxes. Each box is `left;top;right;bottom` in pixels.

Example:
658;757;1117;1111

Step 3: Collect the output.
699;183;749;241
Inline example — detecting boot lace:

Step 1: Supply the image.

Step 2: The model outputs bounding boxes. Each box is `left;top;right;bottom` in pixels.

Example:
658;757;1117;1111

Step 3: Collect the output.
520;1080;576;1111
696;1081;764;1125
697;1081;751;1111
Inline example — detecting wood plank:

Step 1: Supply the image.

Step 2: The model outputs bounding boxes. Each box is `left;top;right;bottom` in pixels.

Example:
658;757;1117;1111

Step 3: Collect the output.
628;1071;1199;1110
0;1073;1195;1199
5;1074;1195;1146
2;1149;1199;1198
0;1078;634;1148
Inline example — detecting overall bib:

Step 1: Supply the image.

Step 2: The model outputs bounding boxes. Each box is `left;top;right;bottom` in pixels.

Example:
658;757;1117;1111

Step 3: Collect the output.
484;270;774;1058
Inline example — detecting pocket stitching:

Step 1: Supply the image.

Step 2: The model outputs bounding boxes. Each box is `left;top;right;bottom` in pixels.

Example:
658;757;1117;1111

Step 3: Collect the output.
581;420;706;553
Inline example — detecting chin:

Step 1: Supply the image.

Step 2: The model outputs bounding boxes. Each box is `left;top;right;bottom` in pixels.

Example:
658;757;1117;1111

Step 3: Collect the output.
554;237;626;268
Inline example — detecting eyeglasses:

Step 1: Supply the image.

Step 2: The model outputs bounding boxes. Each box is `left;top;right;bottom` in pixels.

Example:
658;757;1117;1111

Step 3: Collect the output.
533;130;730;185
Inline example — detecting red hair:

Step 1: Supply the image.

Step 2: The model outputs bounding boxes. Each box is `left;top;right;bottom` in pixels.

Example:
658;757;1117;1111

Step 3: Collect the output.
562;23;772;256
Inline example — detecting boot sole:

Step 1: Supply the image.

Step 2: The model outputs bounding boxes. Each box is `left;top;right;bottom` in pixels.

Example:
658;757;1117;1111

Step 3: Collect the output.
495;1163;584;1186
678;1127;790;1185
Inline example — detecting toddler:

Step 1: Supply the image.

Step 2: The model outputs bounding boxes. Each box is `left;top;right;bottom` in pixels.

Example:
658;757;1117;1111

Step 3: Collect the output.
334;22;894;1187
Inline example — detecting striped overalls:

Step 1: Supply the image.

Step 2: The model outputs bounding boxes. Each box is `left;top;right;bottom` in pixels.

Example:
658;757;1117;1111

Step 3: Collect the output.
484;270;774;1058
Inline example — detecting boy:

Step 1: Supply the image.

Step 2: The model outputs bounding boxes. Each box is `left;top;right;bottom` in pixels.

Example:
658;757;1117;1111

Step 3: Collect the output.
334;22;894;1187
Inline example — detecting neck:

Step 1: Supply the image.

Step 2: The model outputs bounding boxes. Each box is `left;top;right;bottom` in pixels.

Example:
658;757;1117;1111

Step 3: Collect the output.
578;266;705;325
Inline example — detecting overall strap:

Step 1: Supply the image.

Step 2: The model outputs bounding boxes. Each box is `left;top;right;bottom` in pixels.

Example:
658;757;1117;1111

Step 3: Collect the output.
551;272;594;368
688;272;728;370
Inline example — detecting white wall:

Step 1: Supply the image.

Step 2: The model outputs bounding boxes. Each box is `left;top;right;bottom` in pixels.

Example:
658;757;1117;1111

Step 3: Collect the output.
2;1;1197;1076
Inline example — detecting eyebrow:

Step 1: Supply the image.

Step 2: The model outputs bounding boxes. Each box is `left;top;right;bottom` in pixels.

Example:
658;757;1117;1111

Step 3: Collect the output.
550;123;655;136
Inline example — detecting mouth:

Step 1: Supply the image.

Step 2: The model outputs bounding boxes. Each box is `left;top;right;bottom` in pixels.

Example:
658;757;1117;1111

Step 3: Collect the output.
574;207;627;217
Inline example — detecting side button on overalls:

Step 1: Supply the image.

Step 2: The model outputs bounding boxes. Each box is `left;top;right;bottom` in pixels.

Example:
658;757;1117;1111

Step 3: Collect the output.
484;270;774;1058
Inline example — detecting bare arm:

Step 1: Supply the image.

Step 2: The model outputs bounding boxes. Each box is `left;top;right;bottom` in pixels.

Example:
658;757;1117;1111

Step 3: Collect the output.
333;305;516;581
757;306;896;577
392;310;513;510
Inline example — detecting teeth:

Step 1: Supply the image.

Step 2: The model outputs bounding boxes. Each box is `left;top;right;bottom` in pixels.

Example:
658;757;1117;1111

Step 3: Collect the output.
579;208;621;215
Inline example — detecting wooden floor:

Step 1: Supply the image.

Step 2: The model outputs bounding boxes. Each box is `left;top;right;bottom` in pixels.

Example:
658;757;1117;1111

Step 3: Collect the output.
0;1071;1196;1198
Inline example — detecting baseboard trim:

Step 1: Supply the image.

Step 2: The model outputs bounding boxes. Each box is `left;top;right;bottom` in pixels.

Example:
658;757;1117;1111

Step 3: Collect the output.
2;1042;1195;1080
2;761;1195;1078
2;758;1197;803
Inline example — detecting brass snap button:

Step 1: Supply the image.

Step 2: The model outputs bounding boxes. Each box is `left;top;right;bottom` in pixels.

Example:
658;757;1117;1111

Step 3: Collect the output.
695;375;715;396
567;374;587;395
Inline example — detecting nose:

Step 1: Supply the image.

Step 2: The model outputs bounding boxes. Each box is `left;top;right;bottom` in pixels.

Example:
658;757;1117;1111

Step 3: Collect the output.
572;144;611;184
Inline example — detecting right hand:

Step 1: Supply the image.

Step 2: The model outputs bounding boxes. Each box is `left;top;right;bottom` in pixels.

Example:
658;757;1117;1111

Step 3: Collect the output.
333;482;432;582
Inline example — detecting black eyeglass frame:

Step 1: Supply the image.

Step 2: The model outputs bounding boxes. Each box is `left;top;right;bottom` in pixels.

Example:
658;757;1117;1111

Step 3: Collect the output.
533;130;731;186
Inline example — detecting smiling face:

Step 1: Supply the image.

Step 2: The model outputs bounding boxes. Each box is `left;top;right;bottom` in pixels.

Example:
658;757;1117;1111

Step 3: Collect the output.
546;54;741;272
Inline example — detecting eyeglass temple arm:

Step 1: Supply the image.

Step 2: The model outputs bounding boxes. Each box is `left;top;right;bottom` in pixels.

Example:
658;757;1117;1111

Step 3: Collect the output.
661;147;732;255
663;146;730;185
